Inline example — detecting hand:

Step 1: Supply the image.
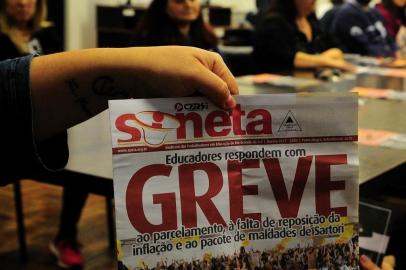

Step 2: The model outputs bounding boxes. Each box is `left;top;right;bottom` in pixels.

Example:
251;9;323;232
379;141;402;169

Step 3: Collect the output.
321;48;345;60
383;58;406;68
124;46;239;109
360;255;395;270
294;51;356;72
323;58;357;73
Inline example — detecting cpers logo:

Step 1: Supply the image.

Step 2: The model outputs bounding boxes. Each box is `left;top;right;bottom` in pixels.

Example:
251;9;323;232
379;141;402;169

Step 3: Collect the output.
174;102;209;112
115;105;273;146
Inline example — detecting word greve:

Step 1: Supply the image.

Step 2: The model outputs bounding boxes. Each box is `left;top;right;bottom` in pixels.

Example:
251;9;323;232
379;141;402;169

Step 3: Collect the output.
126;154;348;234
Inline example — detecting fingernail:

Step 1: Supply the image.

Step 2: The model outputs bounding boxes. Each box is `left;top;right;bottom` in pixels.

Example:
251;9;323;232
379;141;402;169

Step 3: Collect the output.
224;95;236;109
360;255;368;263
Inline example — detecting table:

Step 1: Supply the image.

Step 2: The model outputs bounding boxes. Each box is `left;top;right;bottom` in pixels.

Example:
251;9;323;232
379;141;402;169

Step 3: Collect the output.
357;67;406;91
358;99;406;184
238;73;357;93
237;75;406;185
13;72;406;261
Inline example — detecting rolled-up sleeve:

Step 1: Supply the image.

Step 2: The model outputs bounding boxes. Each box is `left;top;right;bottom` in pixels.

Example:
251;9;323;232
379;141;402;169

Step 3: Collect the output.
0;55;68;186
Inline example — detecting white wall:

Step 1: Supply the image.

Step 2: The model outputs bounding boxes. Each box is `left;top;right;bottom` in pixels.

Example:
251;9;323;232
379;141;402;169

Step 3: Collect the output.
316;0;333;18
65;0;132;50
210;0;256;12
65;0;95;50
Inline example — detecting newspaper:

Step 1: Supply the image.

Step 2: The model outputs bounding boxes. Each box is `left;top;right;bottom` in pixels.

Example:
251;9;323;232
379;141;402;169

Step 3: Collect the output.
109;93;359;270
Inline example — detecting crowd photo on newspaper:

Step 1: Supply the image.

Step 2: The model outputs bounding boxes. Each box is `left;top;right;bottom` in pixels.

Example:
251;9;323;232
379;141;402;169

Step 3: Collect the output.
120;235;359;270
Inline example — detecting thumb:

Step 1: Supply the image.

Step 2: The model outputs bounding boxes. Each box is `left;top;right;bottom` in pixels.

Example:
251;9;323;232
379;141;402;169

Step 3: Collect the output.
209;52;239;96
190;50;238;110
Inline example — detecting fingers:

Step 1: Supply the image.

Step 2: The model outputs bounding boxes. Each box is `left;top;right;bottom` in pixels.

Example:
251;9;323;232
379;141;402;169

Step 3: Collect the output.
323;48;344;60
336;61;357;73
344;63;357;73
209;52;239;96
360;255;381;270
191;50;238;110
193;67;237;110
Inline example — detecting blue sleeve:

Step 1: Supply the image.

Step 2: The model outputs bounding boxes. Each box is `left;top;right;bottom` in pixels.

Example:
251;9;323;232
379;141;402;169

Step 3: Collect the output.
386;31;398;54
0;55;68;186
333;8;395;56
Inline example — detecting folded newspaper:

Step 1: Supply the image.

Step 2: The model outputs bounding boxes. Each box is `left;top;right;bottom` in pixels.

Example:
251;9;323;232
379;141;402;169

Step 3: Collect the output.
109;93;359;270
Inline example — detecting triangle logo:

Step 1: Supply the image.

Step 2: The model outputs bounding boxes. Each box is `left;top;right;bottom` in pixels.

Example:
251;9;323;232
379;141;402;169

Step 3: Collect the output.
278;110;302;132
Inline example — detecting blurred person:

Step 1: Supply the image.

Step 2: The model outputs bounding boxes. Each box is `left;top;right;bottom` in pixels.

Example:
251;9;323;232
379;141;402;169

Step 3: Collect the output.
0;0;89;268
246;0;273;27
397;25;406;56
132;0;218;51
253;0;355;73
375;0;406;40
0;0;61;59
330;0;398;57
321;0;345;33
375;0;406;66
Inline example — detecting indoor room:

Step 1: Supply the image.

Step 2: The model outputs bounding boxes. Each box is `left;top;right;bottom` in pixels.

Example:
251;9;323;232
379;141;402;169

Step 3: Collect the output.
1;0;405;269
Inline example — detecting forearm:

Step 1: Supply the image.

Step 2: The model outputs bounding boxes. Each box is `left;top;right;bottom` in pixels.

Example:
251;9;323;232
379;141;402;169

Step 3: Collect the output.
320;48;345;60
30;48;143;141
294;51;355;72
293;52;329;69
30;47;238;142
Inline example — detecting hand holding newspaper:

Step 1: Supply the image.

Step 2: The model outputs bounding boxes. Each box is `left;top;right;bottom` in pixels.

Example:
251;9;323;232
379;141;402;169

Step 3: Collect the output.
109;93;359;270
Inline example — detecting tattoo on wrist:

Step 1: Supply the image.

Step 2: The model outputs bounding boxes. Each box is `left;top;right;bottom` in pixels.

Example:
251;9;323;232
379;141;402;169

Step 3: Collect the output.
67;79;92;117
92;76;130;98
67;76;129;117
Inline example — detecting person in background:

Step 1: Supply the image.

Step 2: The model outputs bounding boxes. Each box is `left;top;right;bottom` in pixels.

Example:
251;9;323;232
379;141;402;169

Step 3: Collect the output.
253;0;354;73
376;0;406;67
132;0;218;51
0;0;87;268
321;0;345;33
397;25;406;56
246;0;273;27
375;0;406;40
329;0;398;57
0;0;61;59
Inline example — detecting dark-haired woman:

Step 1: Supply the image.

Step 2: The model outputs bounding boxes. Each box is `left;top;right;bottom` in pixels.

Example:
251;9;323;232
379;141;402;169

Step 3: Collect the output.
253;0;354;73
132;0;218;51
375;0;406;39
